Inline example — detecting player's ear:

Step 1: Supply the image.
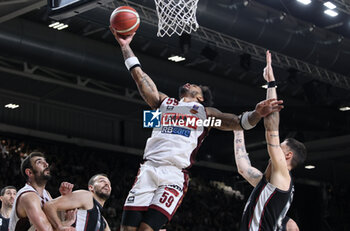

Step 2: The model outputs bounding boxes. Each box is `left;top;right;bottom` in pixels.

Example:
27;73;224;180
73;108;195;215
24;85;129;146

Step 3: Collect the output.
285;151;293;160
197;95;204;103
88;185;94;192
25;168;32;177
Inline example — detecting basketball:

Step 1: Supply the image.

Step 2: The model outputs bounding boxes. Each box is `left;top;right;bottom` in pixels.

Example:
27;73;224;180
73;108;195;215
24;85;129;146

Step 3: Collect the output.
110;6;140;36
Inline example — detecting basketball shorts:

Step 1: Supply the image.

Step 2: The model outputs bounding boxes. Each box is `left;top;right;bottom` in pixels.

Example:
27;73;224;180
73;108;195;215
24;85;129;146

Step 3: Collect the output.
123;161;189;220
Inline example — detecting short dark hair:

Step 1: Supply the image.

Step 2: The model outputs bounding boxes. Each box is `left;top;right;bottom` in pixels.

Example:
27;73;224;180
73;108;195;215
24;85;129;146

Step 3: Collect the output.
199;85;214;107
0;186;16;196
88;174;108;187
20;152;45;181
285;138;307;169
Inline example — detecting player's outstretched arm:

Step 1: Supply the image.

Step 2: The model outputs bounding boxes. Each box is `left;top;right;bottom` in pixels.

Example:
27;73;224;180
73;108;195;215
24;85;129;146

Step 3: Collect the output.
19;192;54;231
110;28;167;109
263;51;289;180
43;190;92;231
233;130;263;187
206;98;283;131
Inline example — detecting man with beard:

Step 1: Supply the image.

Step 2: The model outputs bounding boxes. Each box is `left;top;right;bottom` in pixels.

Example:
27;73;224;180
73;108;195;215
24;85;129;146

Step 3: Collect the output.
0;186;16;231
43;174;112;231
110;30;283;231
9;152;75;231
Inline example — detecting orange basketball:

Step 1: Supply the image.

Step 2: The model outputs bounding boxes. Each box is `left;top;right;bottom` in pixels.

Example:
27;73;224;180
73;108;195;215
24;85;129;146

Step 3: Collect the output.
110;6;140;36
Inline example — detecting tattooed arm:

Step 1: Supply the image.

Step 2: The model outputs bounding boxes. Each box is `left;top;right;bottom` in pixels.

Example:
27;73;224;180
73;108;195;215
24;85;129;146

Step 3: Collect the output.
233;130;263;187
263;51;289;178
110;30;167;109
206;98;282;131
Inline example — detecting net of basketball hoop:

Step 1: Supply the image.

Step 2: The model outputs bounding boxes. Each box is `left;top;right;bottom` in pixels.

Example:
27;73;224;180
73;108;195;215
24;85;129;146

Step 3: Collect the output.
154;0;199;37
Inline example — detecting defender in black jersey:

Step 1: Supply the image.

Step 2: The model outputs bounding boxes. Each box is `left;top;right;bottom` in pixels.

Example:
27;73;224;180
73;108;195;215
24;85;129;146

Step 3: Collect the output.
0;186;16;231
233;51;307;231
44;174;111;231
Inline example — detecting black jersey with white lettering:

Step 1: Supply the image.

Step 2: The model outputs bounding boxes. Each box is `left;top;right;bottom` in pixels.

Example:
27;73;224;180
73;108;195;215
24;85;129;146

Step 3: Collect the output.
240;175;294;231
0;214;9;231
74;198;106;231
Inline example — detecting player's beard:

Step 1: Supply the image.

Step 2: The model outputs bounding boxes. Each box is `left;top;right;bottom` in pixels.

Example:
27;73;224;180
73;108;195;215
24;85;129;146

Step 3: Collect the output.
95;187;111;200
178;85;197;99
33;167;51;184
4;199;14;208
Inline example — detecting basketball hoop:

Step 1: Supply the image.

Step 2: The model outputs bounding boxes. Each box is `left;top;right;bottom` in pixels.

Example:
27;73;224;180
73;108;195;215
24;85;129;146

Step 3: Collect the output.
154;0;199;37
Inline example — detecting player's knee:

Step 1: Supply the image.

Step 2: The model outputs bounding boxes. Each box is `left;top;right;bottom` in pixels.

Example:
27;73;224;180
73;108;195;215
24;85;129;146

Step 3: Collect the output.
120;225;138;231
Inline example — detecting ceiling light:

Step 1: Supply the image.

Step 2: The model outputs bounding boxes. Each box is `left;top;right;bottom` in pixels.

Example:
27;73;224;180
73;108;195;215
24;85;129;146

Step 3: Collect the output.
305;165;315;169
57;24;69;30
53;23;64;29
5;103;19;109
324;1;336;9
49;22;60;27
324;9;338;17
296;0;311;5
49;22;69;31
339;106;350;111
261;84;268;89
168;55;186;62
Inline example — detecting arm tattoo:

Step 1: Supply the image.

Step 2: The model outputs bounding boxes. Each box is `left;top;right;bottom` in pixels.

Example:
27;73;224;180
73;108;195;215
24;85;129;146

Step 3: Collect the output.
269;134;279;137
140;74;153;89
267;143;280;148
237;154;251;165
247;168;262;179
121;46;135;59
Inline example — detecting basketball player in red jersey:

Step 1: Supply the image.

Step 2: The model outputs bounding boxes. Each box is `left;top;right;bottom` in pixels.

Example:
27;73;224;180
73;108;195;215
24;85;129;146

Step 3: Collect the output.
110;29;283;231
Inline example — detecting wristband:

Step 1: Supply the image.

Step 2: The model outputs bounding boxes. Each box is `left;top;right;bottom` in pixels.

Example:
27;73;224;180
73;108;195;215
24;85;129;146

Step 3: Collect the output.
125;57;141;71
240;111;256;130
267;81;277;88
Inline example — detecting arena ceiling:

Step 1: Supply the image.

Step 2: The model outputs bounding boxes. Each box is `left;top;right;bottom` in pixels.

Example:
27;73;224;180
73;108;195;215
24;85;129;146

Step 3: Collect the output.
0;0;349;183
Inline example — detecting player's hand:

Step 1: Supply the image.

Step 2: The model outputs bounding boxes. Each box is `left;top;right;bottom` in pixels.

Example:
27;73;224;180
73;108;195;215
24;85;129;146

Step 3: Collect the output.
255;98;283;117
63;209;77;227
59;182;74;196
109;26;135;47
263;50;275;82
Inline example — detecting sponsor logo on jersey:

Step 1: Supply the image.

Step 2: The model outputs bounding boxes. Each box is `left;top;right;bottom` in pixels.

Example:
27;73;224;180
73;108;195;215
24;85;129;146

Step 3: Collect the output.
127;196;135;203
165;187;180;197
166;106;174;110
164;184;183;193
190;105;199;114
161;126;191;137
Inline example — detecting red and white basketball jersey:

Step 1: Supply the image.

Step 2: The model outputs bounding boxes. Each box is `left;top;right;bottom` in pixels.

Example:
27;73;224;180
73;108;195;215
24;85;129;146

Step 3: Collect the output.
143;98;209;169
9;184;51;231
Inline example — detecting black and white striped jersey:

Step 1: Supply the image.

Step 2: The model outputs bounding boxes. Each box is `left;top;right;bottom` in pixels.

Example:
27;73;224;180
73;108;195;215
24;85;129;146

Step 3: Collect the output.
277;216;290;231
74;198;106;231
0;214;9;231
240;175;294;231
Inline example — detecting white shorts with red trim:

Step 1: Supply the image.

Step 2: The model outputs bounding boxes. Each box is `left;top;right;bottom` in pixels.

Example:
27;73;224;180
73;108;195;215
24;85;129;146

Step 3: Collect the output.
123;161;189;220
